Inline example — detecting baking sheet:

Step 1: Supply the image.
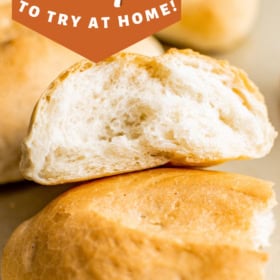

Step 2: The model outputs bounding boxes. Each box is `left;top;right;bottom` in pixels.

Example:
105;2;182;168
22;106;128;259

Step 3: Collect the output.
1;0;280;278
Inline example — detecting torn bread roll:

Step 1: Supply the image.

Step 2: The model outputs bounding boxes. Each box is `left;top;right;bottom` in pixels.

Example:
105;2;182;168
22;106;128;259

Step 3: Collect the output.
20;49;276;185
156;0;259;52
1;168;276;280
0;5;163;184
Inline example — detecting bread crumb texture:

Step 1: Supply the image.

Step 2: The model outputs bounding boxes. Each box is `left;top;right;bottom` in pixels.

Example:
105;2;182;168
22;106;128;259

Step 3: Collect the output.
20;49;277;184
1;168;275;280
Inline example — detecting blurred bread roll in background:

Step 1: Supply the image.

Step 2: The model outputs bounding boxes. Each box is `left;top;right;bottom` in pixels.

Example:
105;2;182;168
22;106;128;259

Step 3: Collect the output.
124;36;164;56
156;0;259;52
1;168;276;280
0;2;163;184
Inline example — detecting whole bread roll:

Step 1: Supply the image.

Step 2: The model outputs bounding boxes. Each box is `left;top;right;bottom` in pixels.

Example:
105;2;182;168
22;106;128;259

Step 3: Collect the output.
1;168;276;280
156;0;259;52
0;2;163;184
20;49;276;185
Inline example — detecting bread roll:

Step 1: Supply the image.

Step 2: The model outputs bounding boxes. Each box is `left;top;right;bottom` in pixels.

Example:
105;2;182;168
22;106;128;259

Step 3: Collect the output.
0;2;163;184
0;24;82;184
20;49;276;185
156;0;259;52
1;168;276;280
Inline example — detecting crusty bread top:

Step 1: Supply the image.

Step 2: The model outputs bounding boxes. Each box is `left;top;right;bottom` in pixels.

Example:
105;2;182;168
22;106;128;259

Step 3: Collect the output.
20;49;277;185
60;168;275;249
1;168;274;280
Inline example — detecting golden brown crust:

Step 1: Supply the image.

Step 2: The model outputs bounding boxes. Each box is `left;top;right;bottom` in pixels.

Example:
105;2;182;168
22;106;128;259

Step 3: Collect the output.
2;168;274;280
2;214;267;280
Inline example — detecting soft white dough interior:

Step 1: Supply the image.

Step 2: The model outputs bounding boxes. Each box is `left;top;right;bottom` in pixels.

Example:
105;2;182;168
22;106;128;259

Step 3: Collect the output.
23;52;276;183
252;210;275;249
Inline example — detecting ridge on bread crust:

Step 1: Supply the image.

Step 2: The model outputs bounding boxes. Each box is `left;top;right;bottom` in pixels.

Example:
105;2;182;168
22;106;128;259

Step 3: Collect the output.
20;49;277;185
1;168;276;280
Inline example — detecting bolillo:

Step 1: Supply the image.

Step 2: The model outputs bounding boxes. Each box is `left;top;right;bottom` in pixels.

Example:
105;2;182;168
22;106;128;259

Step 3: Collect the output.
1;168;276;280
20;49;277;185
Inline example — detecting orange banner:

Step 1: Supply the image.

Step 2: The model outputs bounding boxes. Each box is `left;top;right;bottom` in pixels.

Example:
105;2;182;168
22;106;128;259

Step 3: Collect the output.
13;0;180;61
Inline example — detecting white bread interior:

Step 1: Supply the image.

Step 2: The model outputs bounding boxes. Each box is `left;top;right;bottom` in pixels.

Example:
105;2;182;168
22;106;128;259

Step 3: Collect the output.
20;49;277;185
252;209;275;249
85;169;276;251
1;168;276;280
